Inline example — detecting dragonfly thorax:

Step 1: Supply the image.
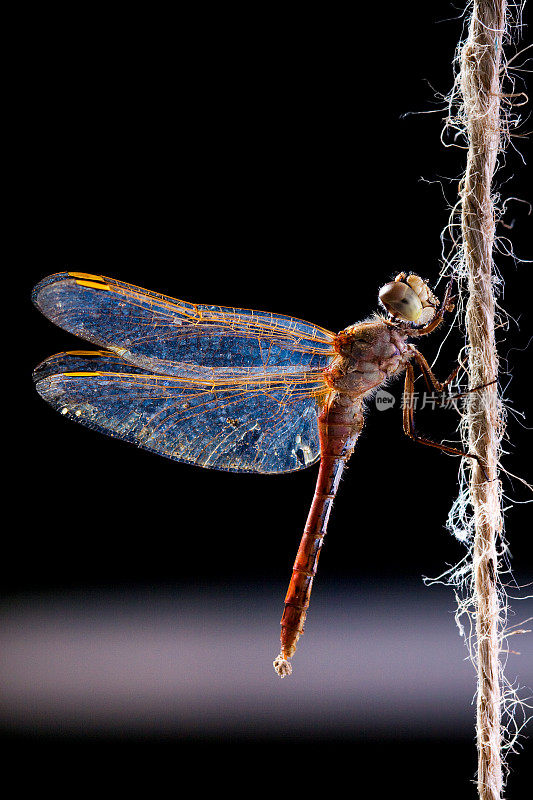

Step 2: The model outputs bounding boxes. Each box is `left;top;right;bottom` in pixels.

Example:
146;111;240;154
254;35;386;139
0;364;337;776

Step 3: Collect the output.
327;321;412;398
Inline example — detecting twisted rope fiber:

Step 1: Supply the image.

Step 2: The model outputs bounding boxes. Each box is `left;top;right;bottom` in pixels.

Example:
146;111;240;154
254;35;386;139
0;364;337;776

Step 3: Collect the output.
459;1;507;797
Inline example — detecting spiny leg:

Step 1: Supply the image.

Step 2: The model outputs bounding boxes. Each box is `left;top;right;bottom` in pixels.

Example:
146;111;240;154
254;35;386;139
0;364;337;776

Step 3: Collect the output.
412;349;461;393
412;350;497;406
403;362;488;478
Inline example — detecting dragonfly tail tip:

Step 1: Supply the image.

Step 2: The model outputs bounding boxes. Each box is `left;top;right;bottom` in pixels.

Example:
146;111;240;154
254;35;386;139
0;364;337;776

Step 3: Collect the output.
273;653;292;678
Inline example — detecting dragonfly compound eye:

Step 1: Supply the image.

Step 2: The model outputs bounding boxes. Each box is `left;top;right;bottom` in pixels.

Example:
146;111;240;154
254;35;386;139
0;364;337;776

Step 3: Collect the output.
378;281;423;322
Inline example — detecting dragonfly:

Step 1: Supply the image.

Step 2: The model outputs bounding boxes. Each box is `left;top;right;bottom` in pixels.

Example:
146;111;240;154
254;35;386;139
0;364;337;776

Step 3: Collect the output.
33;270;481;677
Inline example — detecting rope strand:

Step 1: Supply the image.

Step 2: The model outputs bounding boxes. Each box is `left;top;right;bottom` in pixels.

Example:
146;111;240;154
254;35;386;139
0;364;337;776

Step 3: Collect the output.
458;2;507;797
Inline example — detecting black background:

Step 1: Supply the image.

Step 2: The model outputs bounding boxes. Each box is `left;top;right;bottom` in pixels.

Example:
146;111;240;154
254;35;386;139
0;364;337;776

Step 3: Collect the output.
8;2;532;798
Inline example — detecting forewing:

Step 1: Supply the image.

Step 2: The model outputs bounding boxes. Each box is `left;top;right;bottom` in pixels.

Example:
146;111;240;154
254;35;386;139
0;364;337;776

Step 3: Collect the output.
32;273;335;378
33;351;326;473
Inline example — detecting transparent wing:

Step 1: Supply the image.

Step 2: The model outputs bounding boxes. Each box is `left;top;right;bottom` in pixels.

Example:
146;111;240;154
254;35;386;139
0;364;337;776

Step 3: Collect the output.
33;351;328;473
32;273;335;379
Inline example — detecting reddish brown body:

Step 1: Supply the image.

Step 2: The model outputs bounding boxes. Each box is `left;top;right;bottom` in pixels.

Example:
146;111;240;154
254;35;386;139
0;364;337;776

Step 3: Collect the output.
276;321;414;671
273;277;466;677
279;398;363;658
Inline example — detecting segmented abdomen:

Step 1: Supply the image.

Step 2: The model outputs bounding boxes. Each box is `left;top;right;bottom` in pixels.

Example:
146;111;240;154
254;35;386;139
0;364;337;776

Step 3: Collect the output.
279;395;364;661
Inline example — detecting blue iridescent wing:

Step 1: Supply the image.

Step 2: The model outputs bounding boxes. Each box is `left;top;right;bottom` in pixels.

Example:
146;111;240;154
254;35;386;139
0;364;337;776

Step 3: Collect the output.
33;351;327;473
32;273;334;378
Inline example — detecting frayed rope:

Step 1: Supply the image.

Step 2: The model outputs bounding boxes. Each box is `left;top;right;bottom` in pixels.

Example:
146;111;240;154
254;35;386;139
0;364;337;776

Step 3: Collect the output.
431;2;531;798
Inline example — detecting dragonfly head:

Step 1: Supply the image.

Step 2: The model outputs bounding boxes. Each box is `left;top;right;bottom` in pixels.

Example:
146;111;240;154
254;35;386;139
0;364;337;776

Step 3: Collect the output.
379;273;439;326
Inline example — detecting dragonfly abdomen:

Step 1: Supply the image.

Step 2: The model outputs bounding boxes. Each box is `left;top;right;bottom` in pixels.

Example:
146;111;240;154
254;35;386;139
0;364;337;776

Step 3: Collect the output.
274;396;363;676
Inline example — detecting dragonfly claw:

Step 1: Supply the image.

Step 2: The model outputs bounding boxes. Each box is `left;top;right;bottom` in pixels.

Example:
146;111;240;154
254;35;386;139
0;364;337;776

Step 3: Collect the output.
273;654;292;678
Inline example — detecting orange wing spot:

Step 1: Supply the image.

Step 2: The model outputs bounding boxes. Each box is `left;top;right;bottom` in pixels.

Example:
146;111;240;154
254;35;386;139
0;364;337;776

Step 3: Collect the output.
64;350;115;356
68;271;106;282
62;371;105;377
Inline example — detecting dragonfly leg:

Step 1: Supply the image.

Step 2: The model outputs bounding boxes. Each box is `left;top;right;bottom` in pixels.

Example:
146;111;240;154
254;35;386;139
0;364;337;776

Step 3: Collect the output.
412;350;497;407
402;363;489;479
412;349;461;393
